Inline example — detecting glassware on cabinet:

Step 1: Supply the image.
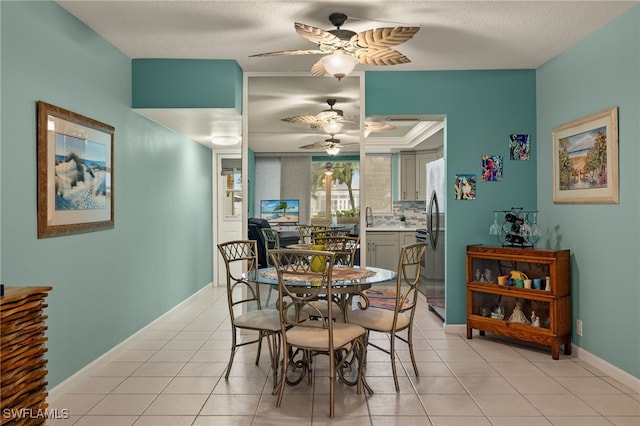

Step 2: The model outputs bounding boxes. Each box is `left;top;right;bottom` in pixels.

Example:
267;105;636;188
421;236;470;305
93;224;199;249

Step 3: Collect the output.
489;212;500;235
494;208;539;248
528;211;540;244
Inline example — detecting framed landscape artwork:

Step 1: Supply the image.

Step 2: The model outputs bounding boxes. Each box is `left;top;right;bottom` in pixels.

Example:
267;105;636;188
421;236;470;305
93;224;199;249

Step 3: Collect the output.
37;101;114;238
552;107;618;204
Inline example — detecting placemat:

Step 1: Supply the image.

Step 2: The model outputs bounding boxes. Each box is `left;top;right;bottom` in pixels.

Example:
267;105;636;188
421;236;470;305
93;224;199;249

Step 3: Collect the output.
362;289;411;311
261;267;375;282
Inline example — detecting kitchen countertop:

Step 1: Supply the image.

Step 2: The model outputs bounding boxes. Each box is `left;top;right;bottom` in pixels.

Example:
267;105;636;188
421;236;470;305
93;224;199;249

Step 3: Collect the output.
365;226;420;232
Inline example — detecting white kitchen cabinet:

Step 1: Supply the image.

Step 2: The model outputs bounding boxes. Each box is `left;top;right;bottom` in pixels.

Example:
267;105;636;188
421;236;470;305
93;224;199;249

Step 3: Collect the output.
366;232;399;271
366;230;418;279
400;151;441;201
400;231;416;247
399;152;416;201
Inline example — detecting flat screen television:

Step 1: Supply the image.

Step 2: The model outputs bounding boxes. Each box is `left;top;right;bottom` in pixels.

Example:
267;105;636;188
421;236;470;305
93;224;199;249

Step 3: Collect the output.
260;199;300;225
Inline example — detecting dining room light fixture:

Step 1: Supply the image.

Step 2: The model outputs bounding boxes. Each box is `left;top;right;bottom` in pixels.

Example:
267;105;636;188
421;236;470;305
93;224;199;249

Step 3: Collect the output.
325;146;341;156
322;121;344;135
319;50;358;81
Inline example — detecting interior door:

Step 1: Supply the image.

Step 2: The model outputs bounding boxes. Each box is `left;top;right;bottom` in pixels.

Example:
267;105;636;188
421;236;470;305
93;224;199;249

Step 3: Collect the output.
215;153;243;286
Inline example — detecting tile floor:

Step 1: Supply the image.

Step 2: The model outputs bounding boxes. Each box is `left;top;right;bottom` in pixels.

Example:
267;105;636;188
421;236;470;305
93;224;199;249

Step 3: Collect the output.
48;285;639;425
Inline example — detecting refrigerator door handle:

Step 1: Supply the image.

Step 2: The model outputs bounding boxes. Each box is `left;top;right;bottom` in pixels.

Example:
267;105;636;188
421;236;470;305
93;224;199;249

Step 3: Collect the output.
428;190;439;250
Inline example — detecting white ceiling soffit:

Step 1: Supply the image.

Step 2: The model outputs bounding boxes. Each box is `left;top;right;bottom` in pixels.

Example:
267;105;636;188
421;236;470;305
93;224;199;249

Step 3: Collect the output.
365;118;445;151
134;108;242;146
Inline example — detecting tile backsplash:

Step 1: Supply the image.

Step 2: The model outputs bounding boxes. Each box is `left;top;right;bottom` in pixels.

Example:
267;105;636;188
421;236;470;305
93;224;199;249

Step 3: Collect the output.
369;201;427;227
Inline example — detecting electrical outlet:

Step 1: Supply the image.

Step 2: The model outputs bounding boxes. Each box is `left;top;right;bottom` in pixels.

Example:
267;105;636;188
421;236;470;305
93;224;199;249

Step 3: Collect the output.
576;319;583;336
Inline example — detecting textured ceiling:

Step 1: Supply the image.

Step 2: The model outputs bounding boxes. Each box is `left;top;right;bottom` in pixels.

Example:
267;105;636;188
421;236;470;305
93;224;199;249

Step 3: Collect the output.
56;1;638;151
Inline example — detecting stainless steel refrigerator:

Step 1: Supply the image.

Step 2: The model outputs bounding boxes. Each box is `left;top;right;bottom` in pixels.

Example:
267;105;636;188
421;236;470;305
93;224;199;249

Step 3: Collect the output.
424;158;445;320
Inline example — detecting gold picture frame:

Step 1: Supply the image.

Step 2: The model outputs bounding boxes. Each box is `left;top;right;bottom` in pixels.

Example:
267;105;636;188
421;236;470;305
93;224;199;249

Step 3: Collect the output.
552;107;618;204
37;101;114;238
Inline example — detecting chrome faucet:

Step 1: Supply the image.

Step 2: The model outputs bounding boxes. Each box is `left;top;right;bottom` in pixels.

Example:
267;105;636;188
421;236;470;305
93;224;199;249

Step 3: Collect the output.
365;206;373;227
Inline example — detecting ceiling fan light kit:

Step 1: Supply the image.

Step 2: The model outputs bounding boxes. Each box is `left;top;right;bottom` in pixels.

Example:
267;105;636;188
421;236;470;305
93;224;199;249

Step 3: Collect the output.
251;12;419;80
325;146;341;156
318;50;358;80
322;120;344;135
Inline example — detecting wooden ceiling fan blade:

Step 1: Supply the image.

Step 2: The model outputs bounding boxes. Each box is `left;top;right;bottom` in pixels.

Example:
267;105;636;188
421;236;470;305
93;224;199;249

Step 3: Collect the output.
281;115;320;124
357;48;411;65
365;121;396;132
299;141;331;150
250;49;324;57
295;22;342;45
353;26;420;49
310;60;328;77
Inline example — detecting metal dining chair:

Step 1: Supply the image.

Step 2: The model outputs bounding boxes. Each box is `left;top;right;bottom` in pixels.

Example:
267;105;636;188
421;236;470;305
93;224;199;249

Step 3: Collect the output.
268;248;369;418
217;240;281;392
313;228;350;238
261;228;281;307
304;235;360;320
348;242;427;391
262;228;281;264
312;235;359;267
297;225;327;244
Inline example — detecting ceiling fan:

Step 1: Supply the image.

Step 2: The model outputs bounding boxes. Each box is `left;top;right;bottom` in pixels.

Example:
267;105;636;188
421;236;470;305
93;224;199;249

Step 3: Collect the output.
299;137;358;156
313;161;352;176
281;98;352;135
283;99;395;136
251;12;420;80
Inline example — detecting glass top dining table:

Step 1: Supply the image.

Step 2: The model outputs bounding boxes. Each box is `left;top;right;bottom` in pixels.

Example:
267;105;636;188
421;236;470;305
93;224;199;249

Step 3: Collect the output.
250;266;397;291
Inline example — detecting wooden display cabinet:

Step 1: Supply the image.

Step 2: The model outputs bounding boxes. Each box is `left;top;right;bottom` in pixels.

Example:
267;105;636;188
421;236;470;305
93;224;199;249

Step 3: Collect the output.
466;245;571;359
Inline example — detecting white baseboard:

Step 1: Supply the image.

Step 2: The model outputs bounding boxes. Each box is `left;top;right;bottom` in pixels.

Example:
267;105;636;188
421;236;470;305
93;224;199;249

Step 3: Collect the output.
573;343;640;393
442;325;639;393
47;283;213;403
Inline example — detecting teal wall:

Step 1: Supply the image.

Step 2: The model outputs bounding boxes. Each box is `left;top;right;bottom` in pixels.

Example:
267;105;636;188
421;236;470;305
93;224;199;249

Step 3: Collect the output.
537;6;640;378
0;1;214;387
132;59;243;110
366;70;538;326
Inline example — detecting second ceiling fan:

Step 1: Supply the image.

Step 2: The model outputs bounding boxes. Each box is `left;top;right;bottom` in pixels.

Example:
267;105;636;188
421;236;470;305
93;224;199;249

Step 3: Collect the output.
299;137;357;156
281;98;347;129
251;12;420;80
282;98;396;137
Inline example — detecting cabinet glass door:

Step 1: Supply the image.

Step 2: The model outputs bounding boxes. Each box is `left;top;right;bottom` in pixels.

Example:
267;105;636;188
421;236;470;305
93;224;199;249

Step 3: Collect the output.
470;290;551;329
470;257;550;288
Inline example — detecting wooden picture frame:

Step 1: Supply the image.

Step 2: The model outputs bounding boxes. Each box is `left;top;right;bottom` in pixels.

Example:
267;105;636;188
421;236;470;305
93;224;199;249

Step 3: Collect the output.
37;101;114;238
552;107;618;204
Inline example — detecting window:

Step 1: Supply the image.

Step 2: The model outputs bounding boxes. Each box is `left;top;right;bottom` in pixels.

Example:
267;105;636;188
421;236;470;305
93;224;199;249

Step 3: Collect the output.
364;155;392;213
310;160;360;221
221;158;242;217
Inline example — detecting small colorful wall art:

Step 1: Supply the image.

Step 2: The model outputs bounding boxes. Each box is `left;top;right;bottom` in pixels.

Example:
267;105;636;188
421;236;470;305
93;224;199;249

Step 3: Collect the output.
482;155;503;181
454;174;476;200
509;134;530;160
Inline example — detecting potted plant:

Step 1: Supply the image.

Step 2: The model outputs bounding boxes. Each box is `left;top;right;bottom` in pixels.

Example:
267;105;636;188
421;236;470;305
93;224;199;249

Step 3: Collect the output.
336;209;359;225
